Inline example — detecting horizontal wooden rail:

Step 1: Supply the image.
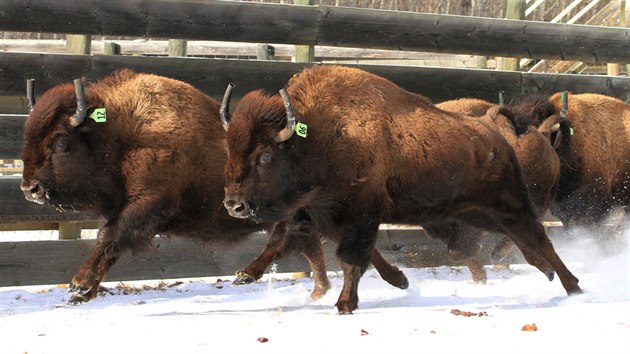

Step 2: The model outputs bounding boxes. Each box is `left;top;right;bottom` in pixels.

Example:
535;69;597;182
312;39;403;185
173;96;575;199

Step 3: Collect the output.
0;39;479;61
1;53;629;115
0;176;97;223
0;0;628;63
0;114;25;159
0;229;529;287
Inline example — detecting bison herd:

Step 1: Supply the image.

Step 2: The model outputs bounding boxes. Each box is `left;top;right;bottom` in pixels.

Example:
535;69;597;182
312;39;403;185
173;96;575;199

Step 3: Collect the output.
19;65;630;313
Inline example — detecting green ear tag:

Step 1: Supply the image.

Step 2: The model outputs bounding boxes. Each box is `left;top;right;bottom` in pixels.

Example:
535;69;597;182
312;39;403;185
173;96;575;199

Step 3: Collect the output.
89;108;107;123
569;127;574;136
295;122;308;138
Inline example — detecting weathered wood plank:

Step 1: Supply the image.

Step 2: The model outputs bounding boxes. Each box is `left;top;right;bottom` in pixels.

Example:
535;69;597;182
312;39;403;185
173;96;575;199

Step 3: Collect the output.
0;230;525;287
3;52;629;116
0;39;486;61
0;0;628;63
0;114;25;160
0;176;97;222
521;72;630;101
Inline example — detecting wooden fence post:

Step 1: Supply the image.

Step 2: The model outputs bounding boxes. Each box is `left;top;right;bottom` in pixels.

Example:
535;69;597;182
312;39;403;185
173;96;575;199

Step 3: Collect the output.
623;0;629;76
257;44;275;60
58;221;83;240
168;39;187;57
104;41;121;55
65;34;91;54
294;0;315;63
62;33;91;239
292;1;314;281
609;0;628;76
497;0;525;71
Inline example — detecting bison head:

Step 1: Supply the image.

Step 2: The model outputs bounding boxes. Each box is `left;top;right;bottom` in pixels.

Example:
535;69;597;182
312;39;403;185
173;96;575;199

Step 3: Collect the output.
20;79;118;214
220;86;307;224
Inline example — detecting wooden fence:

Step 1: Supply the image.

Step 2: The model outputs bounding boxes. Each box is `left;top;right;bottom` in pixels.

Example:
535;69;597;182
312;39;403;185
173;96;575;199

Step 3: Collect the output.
0;0;628;287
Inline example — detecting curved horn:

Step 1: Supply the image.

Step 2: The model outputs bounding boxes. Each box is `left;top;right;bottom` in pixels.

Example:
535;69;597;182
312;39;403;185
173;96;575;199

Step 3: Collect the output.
26;79;35;112
219;83;235;131
68;79;88;127
560;91;568;119
276;88;296;143
498;91;505;107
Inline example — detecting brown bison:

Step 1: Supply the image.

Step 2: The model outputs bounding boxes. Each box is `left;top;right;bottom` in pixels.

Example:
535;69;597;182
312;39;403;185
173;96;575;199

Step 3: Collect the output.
19;69;407;304
435;96;563;279
543;92;630;232
221;65;582;314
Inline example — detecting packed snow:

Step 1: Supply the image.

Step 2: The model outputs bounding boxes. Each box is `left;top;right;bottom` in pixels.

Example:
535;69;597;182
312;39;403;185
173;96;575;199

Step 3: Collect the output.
0;228;628;354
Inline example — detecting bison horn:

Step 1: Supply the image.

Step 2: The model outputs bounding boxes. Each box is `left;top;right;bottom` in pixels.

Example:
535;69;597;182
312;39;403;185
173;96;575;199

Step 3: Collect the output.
68;79;88;127
26;79;35;112
498;91;505;107
276;88;296;143
220;83;235;131
560;91;568;119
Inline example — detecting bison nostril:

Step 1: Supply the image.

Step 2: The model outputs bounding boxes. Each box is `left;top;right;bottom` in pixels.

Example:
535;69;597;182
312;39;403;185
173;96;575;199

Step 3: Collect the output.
223;198;251;218
20;180;46;204
30;183;41;196
233;202;246;213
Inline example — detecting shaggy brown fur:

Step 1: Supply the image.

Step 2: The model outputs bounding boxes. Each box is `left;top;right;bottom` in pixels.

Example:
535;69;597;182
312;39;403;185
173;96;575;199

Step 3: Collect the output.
20;70;407;304
223;65;581;314
436;97;562;280
545;92;630;230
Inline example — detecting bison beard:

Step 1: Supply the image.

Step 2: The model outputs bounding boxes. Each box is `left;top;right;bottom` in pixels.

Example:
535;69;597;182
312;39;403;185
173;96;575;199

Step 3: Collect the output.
223;65;582;314
19;70;408;305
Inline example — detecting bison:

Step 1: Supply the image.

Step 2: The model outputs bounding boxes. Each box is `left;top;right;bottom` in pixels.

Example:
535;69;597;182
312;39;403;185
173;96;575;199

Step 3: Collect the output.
19;69;407;305
541;92;630;234
434;96;563;279
221;65;582;314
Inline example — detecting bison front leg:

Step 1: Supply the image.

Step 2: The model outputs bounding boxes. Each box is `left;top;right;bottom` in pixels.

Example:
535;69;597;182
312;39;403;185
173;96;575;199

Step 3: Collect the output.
68;233;121;304
335;261;364;314
233;223;289;285
68;196;174;305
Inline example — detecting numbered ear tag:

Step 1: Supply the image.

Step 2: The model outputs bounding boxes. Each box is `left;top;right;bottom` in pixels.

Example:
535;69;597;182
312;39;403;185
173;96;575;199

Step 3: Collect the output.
295;122;308;138
89;108;107;123
569;127;574;136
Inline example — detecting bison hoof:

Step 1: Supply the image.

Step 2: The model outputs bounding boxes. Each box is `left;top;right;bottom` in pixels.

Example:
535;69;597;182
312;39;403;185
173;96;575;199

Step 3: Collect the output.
335;302;358;315
400;274;410;290
67;283;93;305
232;271;256;286
545;269;555;282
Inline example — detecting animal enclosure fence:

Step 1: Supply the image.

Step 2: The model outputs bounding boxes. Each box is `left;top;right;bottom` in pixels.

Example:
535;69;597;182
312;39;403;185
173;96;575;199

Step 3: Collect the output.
0;0;628;287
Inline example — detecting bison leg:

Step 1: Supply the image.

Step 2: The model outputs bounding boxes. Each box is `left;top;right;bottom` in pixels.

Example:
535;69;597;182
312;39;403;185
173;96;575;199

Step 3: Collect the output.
233;222;289;285
466;257;487;284
300;233;331;300
334;213;379;314
233;216;332;299
68;234;121;304
335;261;363;315
424;223;487;283
68;197;174;305
502;217;582;295
370;248;409;289
491;236;515;262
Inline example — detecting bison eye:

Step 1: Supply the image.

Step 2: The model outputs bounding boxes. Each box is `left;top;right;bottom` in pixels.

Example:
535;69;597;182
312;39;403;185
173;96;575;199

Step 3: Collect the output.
53;136;68;153
259;152;271;166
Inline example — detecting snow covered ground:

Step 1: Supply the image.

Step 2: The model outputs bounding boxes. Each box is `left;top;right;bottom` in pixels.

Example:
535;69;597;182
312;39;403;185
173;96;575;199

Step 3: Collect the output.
0;229;628;354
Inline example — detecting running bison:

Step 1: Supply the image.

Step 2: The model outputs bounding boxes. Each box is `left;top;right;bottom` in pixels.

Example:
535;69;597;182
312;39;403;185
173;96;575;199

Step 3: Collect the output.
19;69;407;304
435;96;563;279
221;65;582;314
544;92;630;233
